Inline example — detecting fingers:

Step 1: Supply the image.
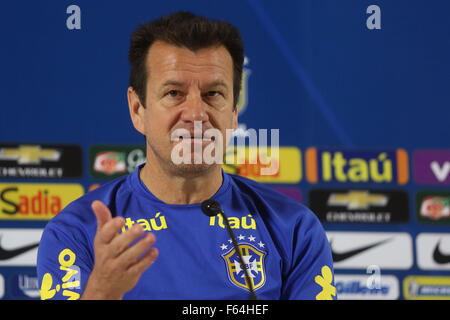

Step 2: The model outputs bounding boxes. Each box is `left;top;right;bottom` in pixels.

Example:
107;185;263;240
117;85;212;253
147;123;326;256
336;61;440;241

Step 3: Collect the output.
87;200;158;298
97;214;158;269
128;247;159;275
92;200;124;244
97;217;125;245
110;224;146;257
92;200;112;231
118;232;156;267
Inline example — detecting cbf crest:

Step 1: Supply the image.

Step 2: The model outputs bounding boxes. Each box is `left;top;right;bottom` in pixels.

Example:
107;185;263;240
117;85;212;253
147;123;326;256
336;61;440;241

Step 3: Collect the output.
220;234;267;291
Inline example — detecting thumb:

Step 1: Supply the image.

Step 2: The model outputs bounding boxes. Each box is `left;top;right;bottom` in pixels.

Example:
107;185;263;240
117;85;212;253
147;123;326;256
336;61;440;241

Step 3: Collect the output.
91;200;112;231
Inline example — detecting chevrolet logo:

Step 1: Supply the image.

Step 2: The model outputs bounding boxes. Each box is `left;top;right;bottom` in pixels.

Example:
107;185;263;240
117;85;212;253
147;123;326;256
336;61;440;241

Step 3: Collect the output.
0;145;61;164
327;191;388;210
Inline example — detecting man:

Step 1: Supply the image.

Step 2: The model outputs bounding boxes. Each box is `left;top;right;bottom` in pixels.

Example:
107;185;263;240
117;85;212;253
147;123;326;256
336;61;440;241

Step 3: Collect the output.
37;11;336;300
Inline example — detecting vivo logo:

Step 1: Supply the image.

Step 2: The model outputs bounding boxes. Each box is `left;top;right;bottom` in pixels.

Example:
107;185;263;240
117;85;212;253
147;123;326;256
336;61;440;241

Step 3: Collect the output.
413;150;450;185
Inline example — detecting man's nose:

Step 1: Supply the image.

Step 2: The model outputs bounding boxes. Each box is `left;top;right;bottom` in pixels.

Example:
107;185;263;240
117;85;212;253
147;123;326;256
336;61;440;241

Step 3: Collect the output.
179;91;209;123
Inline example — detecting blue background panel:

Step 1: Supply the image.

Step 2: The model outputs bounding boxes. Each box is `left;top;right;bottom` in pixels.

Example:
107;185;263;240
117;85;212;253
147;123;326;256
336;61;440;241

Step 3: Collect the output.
0;0;449;300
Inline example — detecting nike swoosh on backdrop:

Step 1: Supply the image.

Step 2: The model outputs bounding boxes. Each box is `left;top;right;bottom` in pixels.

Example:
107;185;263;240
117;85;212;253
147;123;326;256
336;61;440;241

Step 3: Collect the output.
330;238;392;263
0;236;40;260
433;240;450;264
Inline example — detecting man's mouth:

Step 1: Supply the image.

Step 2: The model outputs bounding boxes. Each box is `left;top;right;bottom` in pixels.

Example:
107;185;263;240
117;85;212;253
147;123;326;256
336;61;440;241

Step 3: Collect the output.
175;133;216;143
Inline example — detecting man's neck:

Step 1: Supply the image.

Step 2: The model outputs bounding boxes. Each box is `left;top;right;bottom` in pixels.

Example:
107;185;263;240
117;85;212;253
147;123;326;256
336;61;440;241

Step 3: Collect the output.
139;162;223;205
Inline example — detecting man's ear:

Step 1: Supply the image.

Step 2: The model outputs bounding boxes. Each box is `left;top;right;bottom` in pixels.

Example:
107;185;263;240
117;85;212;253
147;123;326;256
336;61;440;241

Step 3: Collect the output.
127;87;145;135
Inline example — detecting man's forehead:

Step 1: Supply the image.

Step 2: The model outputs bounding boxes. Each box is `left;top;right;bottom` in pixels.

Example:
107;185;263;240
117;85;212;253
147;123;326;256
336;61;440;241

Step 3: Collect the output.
145;41;233;82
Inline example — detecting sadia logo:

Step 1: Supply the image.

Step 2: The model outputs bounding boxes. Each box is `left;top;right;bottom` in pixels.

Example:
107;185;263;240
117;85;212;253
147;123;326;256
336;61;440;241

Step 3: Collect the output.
223;146;301;183
0;183;84;220
305;148;409;185
413;150;450;185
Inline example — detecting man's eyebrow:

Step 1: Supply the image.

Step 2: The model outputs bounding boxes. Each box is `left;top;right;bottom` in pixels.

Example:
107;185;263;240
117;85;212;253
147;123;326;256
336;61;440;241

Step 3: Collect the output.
205;80;229;90
160;80;185;88
159;80;229;91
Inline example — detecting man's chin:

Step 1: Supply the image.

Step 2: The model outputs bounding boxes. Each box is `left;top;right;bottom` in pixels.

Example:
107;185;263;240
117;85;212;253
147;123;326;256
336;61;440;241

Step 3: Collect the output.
170;162;218;178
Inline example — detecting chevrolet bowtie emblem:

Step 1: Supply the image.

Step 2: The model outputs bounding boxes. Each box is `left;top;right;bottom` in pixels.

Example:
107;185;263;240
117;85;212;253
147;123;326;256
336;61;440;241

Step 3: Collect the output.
0;145;61;164
327;191;388;210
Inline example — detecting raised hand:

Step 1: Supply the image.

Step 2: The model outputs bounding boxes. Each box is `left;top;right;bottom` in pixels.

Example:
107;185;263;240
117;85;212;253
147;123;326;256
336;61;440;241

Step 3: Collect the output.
81;200;159;300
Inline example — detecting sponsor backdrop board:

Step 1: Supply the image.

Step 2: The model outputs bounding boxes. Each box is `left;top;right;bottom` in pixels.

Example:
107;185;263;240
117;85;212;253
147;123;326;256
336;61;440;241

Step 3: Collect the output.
0;1;449;299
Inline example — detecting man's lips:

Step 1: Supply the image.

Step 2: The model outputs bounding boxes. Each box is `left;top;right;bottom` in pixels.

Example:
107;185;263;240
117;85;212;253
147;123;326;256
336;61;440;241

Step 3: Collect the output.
173;131;216;142
176;136;215;144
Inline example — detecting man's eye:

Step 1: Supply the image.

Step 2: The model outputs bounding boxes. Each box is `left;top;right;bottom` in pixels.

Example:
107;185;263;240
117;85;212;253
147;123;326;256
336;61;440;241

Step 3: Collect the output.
167;90;180;97
206;91;220;97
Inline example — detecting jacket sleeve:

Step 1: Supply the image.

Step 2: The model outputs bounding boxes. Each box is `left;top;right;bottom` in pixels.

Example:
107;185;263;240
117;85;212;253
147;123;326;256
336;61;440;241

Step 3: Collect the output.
281;208;337;300
36;210;95;300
